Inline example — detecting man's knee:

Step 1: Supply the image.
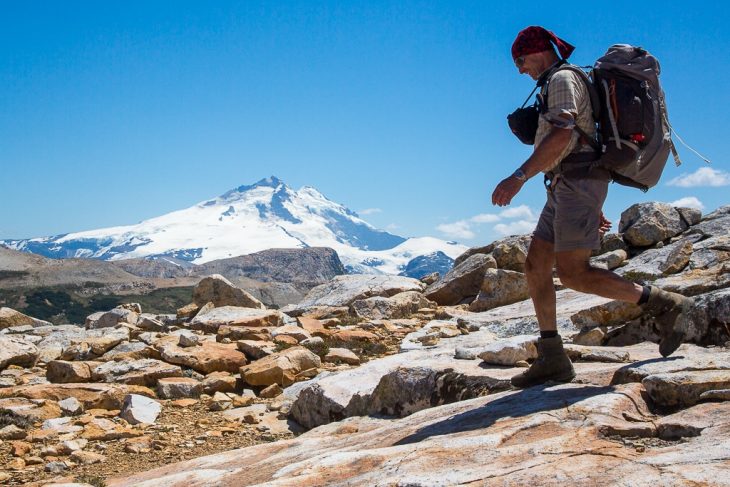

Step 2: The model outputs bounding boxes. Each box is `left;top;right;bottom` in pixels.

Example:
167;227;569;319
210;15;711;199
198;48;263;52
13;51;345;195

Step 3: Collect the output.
525;238;554;277
555;252;591;289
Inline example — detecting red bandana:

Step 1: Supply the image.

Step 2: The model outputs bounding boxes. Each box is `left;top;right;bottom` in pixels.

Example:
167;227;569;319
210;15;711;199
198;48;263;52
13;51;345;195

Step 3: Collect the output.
511;26;575;60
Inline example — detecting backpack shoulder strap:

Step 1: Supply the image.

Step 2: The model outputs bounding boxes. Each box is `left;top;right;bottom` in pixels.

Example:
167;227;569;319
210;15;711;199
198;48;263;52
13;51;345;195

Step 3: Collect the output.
545;64;602;152
553;64;601;121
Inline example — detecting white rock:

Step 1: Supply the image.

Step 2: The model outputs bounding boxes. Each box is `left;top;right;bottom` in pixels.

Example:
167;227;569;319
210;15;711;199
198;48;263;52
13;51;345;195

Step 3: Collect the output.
478;335;537;366
119;394;162;425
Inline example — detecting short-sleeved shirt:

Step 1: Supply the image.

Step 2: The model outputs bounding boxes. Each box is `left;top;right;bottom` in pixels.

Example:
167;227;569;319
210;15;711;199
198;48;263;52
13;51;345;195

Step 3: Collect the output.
534;67;596;172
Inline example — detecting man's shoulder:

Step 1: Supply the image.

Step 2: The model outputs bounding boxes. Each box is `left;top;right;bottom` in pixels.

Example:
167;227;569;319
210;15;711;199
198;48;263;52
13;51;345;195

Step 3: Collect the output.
549;67;586;86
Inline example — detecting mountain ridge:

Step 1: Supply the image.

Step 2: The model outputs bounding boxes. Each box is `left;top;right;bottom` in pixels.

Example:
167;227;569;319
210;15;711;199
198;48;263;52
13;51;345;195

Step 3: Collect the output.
2;176;465;276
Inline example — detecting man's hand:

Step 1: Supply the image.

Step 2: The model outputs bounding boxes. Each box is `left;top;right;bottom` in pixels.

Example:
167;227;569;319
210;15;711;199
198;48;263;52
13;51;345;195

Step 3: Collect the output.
599;212;612;238
491;175;524;207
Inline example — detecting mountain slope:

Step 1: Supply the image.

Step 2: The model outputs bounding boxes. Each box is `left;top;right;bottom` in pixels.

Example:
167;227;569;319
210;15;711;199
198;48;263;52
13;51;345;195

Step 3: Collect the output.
2;177;466;275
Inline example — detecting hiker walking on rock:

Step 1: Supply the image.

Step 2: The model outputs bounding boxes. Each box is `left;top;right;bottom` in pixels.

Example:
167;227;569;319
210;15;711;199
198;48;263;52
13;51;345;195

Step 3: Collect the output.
492;26;693;388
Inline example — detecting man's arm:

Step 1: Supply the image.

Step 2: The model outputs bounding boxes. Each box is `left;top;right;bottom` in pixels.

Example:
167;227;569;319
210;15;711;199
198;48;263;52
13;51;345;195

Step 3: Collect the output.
491;117;573;207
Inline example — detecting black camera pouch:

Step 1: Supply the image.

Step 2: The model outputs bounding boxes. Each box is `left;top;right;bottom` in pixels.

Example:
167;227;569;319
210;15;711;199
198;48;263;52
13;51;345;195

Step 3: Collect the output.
507;104;540;145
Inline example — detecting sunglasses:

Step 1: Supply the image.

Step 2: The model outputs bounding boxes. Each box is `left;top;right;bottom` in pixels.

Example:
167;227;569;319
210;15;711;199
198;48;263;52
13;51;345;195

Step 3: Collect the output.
515;56;526;67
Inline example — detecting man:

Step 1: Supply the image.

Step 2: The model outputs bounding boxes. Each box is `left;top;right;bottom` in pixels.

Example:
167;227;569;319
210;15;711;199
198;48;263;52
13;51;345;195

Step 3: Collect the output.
492;26;693;388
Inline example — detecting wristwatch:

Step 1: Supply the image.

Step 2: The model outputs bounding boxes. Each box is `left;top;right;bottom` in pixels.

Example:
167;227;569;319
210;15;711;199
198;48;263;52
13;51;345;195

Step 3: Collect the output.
512;168;528;182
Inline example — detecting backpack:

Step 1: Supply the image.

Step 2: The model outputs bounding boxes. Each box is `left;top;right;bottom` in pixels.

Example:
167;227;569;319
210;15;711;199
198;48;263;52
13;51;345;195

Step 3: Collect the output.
509;44;695;191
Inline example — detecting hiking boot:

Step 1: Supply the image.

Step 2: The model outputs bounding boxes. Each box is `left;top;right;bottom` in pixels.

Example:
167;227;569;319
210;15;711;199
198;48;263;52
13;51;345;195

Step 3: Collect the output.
510;336;575;389
643;286;693;358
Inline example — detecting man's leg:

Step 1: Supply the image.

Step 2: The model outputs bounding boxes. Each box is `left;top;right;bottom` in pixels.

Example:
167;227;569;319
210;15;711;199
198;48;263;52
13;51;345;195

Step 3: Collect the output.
511;236;575;388
554;248;642;302
524;236;557;332
556;249;692;357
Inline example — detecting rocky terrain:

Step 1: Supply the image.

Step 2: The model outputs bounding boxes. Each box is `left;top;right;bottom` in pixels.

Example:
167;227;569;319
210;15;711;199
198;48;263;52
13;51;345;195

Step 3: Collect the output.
0;202;728;486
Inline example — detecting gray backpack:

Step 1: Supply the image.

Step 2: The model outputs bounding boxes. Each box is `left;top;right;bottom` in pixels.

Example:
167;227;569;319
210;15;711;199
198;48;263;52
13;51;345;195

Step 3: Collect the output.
550;45;687;190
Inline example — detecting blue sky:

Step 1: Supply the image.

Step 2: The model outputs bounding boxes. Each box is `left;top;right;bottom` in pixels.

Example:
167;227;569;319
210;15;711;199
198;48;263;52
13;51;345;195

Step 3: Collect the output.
1;1;728;246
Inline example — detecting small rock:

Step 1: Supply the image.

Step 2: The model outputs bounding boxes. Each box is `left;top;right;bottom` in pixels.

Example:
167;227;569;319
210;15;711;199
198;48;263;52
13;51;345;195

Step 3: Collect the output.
11;440;32;456
259;384;283;398
571;327;607;346
0;425;26;440
323;348;361;365
124;435;153;453
699;389;730;402
70;450;106;464
58;397;84;416
208;392;232;411
57;438;88;454
416;334;440;346
478;335;537;366
157;377;203;399
231;394;255;407
178;331;201;348
44;460;67;473
454;347;478;360
119;394;162;425
7;457;25;470
202;371;237;395
242;413;259;424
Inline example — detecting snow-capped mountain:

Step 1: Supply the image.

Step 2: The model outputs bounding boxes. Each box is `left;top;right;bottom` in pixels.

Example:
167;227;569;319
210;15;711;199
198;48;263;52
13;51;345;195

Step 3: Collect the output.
3;177;466;276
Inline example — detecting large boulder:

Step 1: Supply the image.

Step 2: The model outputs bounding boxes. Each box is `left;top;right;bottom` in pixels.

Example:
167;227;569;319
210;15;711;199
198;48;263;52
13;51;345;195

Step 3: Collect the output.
468;268;529;312
424;254;496;306
453;244;493;268
46;360;102;383
0;397;62;423
643;370;730;408
611;345;730;385
289;275;425;314
605;288;729;348
91;359;183;386
192;274;265;309
60;334;129;361
240;346;320;387
681;288;730;345
688;234;730;270
619;202;687;247
0;335;39;370
32;326;130;363
85;307;140;329
569;300;643;329
104;381;730;486
0;307;51;329
155;336;247;374
490;235;531;272
617;237;697;280
189;306;284;333
351;291;435;320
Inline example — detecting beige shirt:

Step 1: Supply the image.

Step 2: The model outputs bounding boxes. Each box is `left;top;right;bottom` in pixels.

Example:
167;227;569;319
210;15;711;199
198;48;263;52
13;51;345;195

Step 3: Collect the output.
534;68;596;171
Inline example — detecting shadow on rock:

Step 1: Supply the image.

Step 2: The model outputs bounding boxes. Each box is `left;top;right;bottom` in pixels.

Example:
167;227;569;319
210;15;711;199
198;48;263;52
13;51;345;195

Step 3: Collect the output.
395;384;614;445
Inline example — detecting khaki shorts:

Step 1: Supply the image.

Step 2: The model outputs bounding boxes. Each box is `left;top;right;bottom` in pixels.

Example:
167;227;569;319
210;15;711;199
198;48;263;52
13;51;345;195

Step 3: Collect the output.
533;171;610;252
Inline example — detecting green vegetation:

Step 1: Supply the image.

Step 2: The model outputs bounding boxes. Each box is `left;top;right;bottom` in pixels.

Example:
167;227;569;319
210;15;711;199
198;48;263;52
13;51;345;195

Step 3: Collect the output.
0;270;29;280
0;411;31;429
321;336;387;357
302;340;330;357
0;285;193;325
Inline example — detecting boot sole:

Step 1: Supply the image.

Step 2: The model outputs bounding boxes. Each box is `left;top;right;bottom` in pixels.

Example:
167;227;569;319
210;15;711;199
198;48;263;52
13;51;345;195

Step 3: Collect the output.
660;331;684;357
658;300;691;358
